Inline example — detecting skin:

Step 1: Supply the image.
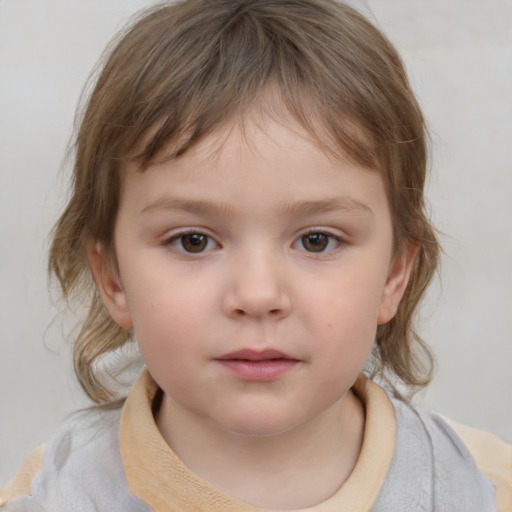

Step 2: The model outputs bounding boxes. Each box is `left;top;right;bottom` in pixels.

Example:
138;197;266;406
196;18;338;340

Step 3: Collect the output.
89;112;416;509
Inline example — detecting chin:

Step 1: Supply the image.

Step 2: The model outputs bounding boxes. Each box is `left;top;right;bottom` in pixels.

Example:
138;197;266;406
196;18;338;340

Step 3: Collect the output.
217;409;305;439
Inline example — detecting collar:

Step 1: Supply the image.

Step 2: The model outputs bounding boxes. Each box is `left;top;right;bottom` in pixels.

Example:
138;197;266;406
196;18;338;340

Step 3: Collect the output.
119;369;396;511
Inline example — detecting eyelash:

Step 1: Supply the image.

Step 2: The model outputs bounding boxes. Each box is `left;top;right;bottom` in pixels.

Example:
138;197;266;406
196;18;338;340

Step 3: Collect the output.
293;230;343;254
163;229;345;255
165;230;220;254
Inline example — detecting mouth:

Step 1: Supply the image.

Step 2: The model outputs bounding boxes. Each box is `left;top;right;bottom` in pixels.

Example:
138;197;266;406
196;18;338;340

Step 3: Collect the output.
214;349;299;381
216;348;295;361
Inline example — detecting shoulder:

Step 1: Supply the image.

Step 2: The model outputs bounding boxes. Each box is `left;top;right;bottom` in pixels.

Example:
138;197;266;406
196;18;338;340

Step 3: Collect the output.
1;409;121;507
0;407;148;511
0;444;45;506
448;418;512;512
374;397;501;511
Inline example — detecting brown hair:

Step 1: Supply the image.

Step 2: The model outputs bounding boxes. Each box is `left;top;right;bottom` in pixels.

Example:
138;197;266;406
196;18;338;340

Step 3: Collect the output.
49;0;440;405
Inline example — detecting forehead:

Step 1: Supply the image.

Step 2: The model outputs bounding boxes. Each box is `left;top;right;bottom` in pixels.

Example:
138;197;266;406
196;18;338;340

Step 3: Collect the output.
119;112;389;221
131;89;380;174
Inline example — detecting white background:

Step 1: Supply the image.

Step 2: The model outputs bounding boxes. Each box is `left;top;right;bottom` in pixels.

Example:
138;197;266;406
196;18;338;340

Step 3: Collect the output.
1;0;511;485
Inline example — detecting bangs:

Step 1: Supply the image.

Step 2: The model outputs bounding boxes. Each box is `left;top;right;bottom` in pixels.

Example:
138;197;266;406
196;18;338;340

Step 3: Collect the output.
129;84;379;172
92;0;392;170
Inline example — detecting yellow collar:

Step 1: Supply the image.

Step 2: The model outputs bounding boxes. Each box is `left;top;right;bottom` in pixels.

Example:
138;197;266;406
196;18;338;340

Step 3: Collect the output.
119;370;396;511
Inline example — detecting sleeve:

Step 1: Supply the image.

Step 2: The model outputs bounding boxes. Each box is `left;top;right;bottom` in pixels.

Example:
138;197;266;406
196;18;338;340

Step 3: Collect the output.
448;420;512;512
0;444;46;506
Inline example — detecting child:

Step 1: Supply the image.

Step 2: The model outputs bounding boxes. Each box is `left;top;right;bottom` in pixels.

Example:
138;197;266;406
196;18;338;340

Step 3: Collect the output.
1;0;510;510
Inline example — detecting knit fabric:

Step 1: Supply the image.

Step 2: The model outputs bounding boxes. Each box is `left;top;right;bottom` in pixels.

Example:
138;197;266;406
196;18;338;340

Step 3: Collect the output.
1;370;501;511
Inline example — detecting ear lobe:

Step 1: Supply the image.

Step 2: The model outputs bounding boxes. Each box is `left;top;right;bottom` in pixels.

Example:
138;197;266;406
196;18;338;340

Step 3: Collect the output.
87;241;133;330
377;243;418;325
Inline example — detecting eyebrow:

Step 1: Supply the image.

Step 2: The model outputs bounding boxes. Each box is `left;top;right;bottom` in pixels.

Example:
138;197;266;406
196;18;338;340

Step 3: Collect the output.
141;197;235;216
281;198;373;217
141;196;373;217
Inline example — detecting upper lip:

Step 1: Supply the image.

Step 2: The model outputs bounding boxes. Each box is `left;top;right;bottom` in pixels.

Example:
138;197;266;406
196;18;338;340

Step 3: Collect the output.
215;349;296;361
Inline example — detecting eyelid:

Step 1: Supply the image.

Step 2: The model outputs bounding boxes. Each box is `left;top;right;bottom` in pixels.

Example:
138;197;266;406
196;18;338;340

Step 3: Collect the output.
292;227;347;254
163;228;221;254
297;227;346;242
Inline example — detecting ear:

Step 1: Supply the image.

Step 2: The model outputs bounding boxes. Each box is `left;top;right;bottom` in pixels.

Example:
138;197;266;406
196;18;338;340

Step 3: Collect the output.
87;241;133;330
377;243;418;325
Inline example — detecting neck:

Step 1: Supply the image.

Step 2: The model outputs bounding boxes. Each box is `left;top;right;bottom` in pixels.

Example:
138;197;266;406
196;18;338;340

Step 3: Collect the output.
156;389;365;510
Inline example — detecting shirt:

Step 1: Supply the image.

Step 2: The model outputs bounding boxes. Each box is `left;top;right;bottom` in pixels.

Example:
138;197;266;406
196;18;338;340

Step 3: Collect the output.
1;370;511;511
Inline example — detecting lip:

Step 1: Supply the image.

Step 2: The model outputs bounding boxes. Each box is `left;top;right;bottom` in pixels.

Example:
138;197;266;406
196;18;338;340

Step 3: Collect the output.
215;349;299;381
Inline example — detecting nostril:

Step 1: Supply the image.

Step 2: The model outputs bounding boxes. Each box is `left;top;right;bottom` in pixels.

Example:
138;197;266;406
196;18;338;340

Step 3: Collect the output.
232;307;283;318
223;285;291;319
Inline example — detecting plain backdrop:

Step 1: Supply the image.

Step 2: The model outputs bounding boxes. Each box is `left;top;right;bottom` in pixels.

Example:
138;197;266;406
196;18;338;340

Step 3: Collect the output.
1;0;511;485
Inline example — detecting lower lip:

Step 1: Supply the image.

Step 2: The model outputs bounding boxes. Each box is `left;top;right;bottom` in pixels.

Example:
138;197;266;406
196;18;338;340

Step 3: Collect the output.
216;359;298;381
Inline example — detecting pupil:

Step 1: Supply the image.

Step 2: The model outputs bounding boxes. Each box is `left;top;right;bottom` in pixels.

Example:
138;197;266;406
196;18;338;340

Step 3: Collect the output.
183;234;207;252
303;233;328;252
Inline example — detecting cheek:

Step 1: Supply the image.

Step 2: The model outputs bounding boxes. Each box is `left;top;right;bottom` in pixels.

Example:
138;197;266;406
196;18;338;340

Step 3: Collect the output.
123;275;211;360
323;306;376;368
307;270;385;334
132;300;208;396
302;276;383;365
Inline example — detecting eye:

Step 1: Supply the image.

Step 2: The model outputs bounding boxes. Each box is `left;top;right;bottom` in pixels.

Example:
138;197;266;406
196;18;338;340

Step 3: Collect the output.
168;232;218;254
295;231;341;253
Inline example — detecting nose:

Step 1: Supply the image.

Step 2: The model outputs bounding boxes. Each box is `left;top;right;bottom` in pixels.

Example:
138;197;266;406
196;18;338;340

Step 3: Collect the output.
222;251;291;320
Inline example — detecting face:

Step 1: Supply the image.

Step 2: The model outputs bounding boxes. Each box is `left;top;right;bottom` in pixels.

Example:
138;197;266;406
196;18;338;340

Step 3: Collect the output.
90;113;414;438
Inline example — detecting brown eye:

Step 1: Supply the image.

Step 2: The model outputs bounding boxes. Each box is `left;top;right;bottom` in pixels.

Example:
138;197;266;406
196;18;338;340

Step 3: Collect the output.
301;233;328;252
176;233;211;253
298;232;339;253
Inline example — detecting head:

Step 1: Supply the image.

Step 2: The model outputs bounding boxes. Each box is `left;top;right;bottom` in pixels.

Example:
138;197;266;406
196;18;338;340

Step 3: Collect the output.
49;0;439;405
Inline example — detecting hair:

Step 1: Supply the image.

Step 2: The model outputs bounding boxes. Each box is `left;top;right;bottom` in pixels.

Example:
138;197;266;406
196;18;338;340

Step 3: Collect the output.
49;0;440;405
